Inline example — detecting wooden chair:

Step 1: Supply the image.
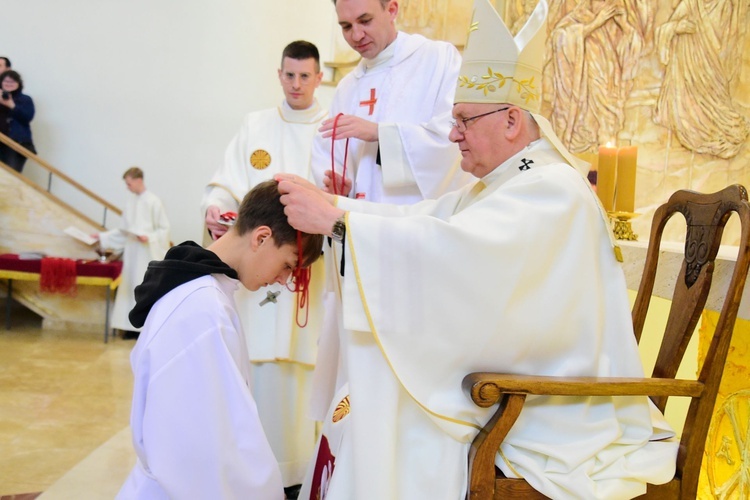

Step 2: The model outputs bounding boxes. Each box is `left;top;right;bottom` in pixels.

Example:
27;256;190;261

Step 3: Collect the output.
463;185;750;499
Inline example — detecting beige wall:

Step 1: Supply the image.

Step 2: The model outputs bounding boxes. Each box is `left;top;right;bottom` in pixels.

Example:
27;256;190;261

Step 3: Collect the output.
2;0;337;244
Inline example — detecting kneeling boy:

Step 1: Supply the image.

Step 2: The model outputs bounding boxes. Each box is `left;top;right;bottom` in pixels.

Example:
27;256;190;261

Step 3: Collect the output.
117;180;323;499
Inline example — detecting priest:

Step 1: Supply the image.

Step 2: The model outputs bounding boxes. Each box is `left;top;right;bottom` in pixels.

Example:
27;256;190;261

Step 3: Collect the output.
278;0;678;498
307;0;473;435
310;0;471;204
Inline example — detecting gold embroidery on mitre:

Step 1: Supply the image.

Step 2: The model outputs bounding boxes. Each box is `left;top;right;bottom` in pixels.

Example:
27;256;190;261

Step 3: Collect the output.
454;0;547;113
332;395;350;423
458;68;538;103
250;149;271;170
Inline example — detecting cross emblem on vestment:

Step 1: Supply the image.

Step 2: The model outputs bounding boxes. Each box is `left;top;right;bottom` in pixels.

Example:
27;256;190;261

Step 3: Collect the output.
519;158;534;171
359;88;377;115
259;290;281;306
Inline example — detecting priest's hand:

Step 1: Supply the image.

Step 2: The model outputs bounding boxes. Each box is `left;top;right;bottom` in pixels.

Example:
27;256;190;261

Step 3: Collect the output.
277;174;343;236
319;114;378;143
205;205;228;240
322;170;352;196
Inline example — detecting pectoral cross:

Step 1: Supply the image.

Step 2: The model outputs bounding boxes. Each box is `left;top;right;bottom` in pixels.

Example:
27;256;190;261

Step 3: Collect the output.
259;290;280;306
519;158;534;171
359;88;377;116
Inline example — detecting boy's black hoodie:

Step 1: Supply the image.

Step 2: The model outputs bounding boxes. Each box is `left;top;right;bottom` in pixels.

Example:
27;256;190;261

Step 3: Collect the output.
128;241;238;328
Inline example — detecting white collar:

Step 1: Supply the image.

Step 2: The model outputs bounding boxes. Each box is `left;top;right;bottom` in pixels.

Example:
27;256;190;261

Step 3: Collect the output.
278;99;326;124
363;34;398;71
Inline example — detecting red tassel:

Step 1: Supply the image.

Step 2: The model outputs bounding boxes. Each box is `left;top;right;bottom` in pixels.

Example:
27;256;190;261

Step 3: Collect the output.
40;257;77;295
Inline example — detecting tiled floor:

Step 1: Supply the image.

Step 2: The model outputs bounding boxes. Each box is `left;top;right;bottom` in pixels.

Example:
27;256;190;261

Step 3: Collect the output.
0;301;134;496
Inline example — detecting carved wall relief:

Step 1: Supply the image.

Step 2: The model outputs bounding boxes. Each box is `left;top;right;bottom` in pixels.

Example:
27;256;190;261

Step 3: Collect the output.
545;0;652;153
324;0;750;243
654;0;750;160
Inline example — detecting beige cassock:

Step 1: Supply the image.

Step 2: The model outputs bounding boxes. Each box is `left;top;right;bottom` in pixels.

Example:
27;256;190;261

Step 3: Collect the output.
302;139;678;500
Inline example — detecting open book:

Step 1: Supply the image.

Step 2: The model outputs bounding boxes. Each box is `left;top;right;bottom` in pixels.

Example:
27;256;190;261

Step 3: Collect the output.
64;226;97;246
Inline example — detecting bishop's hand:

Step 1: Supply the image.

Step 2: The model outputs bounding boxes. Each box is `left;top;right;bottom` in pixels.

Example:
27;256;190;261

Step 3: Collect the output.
276;174;343;236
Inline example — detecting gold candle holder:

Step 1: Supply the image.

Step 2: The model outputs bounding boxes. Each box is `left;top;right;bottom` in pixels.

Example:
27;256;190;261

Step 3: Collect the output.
609;211;638;241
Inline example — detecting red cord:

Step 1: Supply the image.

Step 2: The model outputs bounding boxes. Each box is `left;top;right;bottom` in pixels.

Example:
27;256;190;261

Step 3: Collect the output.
330;113;349;196
287;230;311;327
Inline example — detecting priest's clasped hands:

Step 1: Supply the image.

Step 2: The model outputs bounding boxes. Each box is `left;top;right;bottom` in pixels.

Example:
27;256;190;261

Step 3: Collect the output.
276;173;345;237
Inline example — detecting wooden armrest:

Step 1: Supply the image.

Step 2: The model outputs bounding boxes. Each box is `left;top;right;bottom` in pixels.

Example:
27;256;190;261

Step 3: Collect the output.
463;373;704;408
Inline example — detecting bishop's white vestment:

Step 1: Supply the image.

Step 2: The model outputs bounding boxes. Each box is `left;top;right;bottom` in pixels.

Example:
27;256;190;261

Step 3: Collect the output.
201;99;328;485
302;139;678;500
117;274;283;499
99;190;170;332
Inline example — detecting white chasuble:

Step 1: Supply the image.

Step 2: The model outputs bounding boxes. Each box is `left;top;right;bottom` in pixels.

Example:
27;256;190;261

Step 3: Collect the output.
202;99;328;213
100;190;170;331
310;31;471;205
200;99;328;486
304;140;677;500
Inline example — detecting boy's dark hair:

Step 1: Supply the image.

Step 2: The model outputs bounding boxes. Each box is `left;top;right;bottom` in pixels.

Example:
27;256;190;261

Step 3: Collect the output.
0;57;11;68
281;40;321;73
0;70;23;93
236;180;323;268
123;166;144;179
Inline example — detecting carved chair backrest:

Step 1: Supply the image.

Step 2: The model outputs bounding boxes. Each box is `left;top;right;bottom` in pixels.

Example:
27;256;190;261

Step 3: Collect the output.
630;184;750;494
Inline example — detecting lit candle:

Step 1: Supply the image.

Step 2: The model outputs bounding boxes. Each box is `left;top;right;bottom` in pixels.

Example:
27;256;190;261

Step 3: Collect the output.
615;146;637;213
597;145;617;212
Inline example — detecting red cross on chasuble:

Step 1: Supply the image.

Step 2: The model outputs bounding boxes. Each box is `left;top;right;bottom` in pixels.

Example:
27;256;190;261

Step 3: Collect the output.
359;88;377;115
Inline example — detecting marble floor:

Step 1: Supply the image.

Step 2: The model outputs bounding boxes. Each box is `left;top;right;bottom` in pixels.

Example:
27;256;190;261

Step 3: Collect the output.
0;300;135;496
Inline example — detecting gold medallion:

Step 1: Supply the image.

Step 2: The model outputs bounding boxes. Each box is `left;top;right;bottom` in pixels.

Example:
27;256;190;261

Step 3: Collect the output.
250;149;271;170
332;395;350;423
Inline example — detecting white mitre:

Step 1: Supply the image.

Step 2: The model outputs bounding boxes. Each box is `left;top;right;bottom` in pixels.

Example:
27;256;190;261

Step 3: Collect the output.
455;0;588;174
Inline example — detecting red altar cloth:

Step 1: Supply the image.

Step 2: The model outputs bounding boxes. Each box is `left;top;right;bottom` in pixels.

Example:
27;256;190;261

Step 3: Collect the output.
0;254;123;279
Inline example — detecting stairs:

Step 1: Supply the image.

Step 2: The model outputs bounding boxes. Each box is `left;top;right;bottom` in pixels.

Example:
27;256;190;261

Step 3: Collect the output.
0;162;120;332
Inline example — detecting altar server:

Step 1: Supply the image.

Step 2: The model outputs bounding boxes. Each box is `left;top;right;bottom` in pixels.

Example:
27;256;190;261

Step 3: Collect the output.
96;167;170;338
118;180;323;499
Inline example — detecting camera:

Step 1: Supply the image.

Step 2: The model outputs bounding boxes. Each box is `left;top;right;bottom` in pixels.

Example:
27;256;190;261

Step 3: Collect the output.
1;91;8;100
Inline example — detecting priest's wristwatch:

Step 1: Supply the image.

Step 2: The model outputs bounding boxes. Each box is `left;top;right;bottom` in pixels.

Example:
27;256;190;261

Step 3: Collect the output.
331;215;346;244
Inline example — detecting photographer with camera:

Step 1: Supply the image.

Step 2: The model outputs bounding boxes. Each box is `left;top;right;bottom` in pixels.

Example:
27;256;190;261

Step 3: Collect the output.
0;70;36;173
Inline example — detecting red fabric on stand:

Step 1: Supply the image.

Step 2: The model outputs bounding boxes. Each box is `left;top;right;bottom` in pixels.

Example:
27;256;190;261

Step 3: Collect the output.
40;257;77;295
0;254;123;279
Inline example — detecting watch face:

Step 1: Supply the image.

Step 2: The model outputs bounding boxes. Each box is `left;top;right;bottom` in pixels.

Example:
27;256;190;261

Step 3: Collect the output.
332;219;345;242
